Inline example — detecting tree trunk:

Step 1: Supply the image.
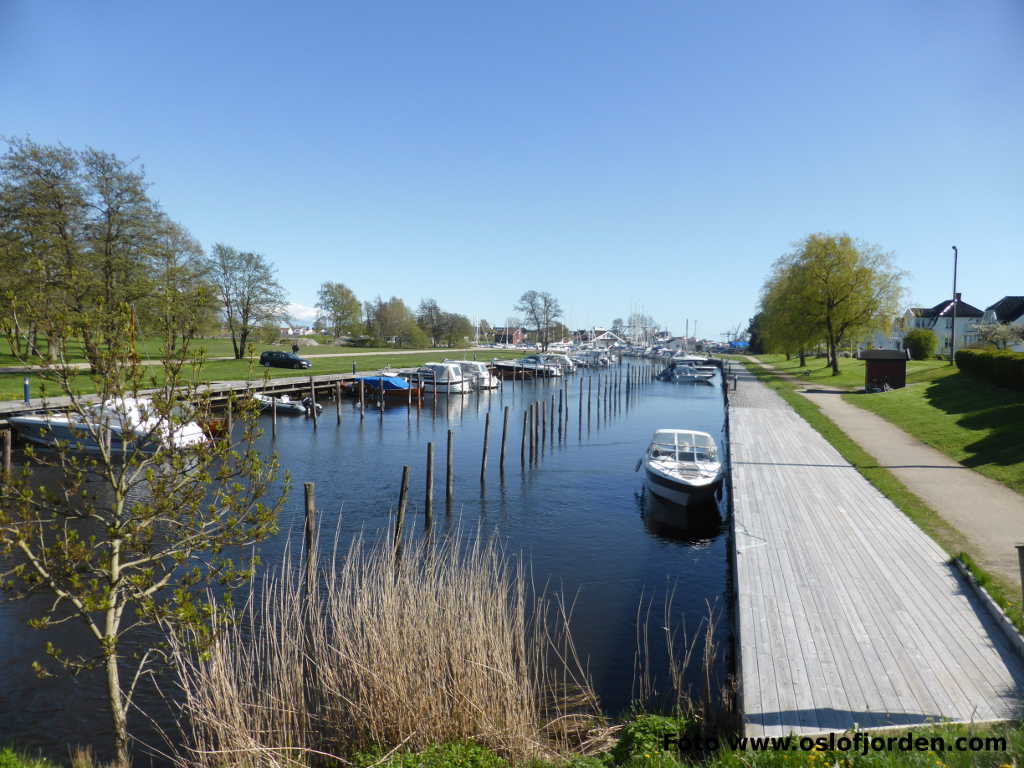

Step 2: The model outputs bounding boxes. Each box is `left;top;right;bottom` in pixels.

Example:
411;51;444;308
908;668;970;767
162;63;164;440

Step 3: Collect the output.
798;348;806;367
106;649;129;767
829;338;839;375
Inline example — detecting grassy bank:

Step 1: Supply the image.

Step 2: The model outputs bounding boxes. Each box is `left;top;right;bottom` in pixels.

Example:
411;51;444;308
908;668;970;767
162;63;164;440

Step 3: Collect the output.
0;336;418;365
753;354;952;390
843;371;1024;495
0;350;527;400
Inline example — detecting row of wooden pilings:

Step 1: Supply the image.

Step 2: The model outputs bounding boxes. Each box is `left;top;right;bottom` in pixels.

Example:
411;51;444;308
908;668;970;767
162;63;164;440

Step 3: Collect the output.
382;359;660;548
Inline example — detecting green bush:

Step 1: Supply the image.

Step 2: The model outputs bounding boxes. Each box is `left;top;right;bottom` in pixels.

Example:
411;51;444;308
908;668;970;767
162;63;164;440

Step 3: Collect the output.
0;748;57;768
354;742;508;768
610;715;691;764
955;348;1024;391
903;328;937;360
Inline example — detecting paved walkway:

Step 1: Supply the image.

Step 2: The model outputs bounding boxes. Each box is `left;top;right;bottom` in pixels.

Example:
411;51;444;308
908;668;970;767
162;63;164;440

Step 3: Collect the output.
747;357;1024;587
730;366;1024;736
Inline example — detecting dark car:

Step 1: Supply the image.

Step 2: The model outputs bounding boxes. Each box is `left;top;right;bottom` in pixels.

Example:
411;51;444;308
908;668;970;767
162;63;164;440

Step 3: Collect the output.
259;350;312;369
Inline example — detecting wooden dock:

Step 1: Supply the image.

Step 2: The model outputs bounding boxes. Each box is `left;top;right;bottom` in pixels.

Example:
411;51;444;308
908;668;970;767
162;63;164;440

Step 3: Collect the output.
729;368;1024;736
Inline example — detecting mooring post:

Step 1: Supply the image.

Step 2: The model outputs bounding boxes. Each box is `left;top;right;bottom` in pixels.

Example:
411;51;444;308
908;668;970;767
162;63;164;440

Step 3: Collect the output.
446;429;454;503
1017;544;1024;612
1;429;11;482
520;408;528;466
335;381;342;424
557;389;563;442
271;396;277;438
226;395;233;436
310;376;318;430
396;466;410;555
587;377;592;424
549;395;555;444
499;405;509;473
481;410;490;482
359;379;365;420
541;400;547;454
303;482;317;592
425;442;435;526
23;377;30;404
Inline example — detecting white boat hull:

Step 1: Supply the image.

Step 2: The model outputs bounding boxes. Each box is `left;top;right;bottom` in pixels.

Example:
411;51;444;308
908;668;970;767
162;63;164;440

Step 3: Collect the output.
644;465;720;506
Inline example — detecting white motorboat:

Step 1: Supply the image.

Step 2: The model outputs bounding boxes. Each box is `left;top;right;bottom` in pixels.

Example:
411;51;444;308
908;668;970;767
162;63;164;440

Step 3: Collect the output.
640;429;722;506
409;362;472;393
515;355;563;377
658;362;715;382
8;397;208;456
443;359;499;389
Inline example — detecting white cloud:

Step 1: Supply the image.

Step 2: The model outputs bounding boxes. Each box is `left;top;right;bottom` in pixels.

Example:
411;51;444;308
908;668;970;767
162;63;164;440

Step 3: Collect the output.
286;303;319;324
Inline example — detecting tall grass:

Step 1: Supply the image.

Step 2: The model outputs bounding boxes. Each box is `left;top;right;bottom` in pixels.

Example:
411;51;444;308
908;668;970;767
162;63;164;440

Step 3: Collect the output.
167;532;603;767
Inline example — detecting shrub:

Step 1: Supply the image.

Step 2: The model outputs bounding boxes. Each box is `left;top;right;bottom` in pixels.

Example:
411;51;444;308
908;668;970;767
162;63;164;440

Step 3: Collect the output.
903;328;937;360
955;348;1024;391
610;715;690;764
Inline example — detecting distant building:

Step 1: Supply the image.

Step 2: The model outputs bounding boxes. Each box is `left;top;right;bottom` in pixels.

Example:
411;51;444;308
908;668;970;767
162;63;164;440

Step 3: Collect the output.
898;294;984;354
493;327;524;345
980;296;1024;352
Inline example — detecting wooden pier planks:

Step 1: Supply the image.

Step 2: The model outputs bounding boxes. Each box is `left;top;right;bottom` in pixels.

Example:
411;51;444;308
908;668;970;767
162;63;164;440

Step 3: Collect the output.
729;370;1024;736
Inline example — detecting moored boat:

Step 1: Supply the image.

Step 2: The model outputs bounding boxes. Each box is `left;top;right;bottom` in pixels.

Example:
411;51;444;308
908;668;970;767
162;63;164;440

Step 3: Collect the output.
8;397;208;455
640;429;722;506
253;392;322;415
405;362;472;393
443;360;499;389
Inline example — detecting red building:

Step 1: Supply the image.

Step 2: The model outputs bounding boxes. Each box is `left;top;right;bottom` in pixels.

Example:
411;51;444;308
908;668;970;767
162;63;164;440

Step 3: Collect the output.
493;327;524;345
858;349;909;391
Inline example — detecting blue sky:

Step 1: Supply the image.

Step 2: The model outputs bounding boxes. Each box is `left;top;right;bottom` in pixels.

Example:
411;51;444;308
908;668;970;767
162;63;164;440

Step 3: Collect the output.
2;0;1022;339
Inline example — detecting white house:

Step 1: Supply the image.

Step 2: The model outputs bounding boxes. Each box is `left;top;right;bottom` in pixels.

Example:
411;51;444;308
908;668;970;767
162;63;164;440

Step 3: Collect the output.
896;294;984;355
980;296;1024;352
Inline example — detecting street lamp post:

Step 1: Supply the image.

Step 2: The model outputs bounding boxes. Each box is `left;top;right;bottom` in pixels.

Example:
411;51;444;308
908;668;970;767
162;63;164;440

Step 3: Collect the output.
950;246;958;365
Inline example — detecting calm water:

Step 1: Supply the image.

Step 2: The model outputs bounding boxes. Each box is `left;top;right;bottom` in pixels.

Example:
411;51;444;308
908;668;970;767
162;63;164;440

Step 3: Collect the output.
0;364;732;763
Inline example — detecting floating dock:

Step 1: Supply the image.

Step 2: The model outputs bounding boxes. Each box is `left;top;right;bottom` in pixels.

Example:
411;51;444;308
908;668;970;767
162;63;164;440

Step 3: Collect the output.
728;367;1023;735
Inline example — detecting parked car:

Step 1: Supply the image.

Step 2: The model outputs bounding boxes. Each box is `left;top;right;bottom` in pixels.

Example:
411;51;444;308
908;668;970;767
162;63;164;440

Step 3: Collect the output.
259;350;312;369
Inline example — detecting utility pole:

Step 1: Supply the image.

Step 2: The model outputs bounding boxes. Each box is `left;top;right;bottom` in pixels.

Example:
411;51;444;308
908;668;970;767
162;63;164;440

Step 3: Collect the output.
951;246;959;365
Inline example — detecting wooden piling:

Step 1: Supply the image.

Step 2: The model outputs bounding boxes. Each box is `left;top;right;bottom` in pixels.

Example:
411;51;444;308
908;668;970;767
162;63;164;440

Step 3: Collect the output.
271;396;277;438
425;442;434;526
446;429;454;503
541;400;547;453
481;411;490;482
1;429;11;482
528;403;535;462
310;376;318;429
557;389;563;442
550;395;555;444
359;379;365;420
336;381;342;425
520;408;528;466
499;405;509;472
396;465;410;554
226;396;233;436
303;482;317;591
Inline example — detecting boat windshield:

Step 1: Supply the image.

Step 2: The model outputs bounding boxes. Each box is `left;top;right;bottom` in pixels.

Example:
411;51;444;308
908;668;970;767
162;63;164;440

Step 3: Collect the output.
649;433;718;464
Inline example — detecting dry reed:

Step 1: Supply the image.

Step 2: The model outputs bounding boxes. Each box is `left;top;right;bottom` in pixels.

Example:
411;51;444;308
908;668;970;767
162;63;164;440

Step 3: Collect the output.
167;531;603;767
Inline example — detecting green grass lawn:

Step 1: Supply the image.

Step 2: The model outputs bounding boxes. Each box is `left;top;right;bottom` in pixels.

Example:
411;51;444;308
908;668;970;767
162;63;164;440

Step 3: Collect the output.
0;336;446;365
0;350;528;400
752;354;952;389
844;371;1024;495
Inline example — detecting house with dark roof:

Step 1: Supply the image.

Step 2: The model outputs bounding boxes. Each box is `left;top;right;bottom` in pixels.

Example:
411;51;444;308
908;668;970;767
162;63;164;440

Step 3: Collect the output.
898;293;984;354
980;296;1024;351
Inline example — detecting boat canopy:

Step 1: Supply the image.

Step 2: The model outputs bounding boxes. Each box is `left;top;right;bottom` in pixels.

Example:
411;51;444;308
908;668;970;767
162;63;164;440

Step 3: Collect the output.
362;375;411;390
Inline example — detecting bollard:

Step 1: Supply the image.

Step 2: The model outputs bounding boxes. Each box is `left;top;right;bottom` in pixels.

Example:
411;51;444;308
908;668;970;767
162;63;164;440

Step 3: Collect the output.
396;466;410;555
425;442;434;526
303;483;317;592
23;377;30;404
446;429;454;503
481;411;490;482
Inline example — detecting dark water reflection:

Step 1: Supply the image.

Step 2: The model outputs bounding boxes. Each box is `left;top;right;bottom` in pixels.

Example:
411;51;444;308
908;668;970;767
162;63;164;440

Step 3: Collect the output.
0;367;731;763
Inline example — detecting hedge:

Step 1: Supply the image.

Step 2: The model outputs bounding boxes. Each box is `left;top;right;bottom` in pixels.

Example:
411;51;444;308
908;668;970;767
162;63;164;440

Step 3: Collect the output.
955;348;1024;391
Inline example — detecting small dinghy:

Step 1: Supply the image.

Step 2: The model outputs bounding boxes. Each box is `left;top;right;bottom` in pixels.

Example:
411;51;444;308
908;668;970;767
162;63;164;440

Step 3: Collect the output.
639;429;722;506
254;393;321;415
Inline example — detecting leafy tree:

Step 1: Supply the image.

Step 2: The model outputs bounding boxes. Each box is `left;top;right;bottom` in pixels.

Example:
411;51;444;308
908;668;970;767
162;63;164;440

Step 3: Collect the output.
416;298;444;345
315;281;361;337
0;299;287;766
745;313;766;354
758;259;822;366
0;139;166;371
903;328;937;360
974;322;1024;351
206;244;286;359
514;290;563;351
763;234;903;374
437;312;474;347
477;318;493;340
364;296;418;343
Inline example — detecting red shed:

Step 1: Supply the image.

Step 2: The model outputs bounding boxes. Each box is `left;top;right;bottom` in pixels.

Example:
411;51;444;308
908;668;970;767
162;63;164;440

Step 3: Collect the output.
857;349;909;391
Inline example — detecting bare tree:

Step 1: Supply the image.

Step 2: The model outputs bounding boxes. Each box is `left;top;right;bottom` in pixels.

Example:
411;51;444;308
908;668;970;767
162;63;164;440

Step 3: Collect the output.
514;290;563;351
206;244;286;359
